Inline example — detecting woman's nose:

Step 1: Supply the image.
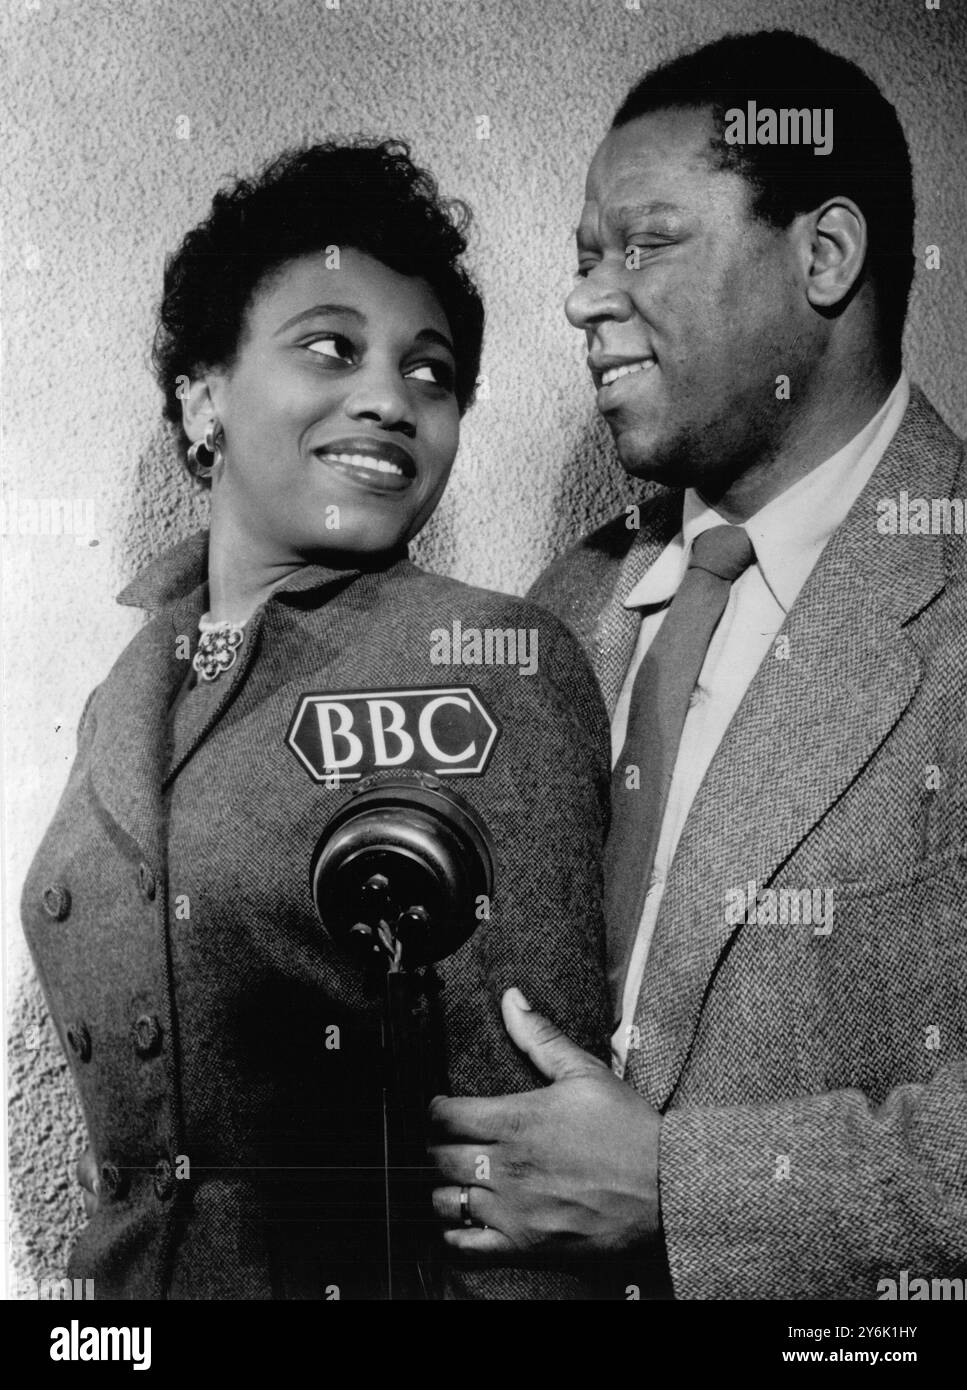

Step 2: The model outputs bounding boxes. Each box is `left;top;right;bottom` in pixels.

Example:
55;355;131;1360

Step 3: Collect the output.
343;366;417;436
565;274;634;332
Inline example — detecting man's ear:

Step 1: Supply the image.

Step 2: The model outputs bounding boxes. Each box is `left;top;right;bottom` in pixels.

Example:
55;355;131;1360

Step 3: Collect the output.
800;197;868;311
181;376;217;444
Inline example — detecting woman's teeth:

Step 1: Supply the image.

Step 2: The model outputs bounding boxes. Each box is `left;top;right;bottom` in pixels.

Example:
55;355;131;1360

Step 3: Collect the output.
318;452;405;476
601;359;654;387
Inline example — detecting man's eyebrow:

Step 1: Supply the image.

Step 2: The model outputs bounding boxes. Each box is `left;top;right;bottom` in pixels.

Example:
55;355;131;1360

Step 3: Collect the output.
610;201;685;222
275;303;366;335
574;200;685;243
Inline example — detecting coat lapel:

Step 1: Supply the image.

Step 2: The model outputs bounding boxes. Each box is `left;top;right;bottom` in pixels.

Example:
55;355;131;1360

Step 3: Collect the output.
88;601;200;870
592;490;683;714
629;388;957;1109
88;533;209;868
90;527;395;853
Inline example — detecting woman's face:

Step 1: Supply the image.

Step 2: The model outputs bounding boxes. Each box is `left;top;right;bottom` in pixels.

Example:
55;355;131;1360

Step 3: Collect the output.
200;248;462;563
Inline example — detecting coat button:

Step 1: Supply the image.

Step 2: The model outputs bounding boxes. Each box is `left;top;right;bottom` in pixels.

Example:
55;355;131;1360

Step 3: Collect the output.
153;1157;175;1202
65;1021;92;1062
132;1014;162;1058
99;1162;128;1199
42;885;71;920
138;863;157;901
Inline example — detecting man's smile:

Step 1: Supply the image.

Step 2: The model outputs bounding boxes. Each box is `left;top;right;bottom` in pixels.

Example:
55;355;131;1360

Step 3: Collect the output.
587;351;657;391
600;359;655;387
590;356;658;407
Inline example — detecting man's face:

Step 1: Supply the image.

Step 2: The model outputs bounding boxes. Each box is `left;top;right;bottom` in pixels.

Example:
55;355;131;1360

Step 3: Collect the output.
566;106;820;496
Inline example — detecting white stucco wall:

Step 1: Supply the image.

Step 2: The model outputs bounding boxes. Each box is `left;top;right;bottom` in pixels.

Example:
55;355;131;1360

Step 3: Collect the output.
3;0;965;1292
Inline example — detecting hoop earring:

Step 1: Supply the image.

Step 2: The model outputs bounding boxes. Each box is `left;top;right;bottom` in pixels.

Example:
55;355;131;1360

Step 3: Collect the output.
186;421;224;483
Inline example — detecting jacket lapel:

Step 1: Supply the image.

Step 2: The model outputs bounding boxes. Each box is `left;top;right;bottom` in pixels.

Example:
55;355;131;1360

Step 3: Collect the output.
592;490;683;714
161;559;378;787
161;603;264;789
88;602;199;870
629;388;956;1109
92;530;380;837
88;533;209;867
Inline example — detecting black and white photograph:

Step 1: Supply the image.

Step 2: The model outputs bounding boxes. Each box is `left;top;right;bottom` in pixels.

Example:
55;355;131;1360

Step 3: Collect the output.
2;0;965;1362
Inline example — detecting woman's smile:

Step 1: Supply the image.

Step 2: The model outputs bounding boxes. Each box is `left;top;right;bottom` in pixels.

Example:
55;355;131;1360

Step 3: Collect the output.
310;434;417;495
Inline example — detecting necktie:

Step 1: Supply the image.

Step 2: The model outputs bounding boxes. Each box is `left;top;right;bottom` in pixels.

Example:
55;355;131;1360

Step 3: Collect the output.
604;524;756;1008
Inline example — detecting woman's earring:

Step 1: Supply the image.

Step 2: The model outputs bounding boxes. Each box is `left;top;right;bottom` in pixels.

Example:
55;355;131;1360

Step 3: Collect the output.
186;420;224;483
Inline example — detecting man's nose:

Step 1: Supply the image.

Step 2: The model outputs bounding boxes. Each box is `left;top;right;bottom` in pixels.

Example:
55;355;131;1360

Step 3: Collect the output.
565;274;634;332
343;366;417;436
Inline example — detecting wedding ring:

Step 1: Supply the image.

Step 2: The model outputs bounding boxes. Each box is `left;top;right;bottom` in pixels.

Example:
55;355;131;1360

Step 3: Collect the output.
459;1185;473;1228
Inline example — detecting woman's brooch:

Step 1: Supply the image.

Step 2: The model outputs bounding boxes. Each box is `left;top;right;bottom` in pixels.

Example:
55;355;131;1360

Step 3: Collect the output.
193;615;246;682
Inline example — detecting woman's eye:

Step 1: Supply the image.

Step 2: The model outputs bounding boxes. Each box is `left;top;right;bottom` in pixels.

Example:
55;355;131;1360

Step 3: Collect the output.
406;362;453;388
306;334;353;362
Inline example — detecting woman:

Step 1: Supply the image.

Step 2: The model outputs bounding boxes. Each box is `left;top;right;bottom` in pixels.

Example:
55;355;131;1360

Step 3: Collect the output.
21;139;612;1300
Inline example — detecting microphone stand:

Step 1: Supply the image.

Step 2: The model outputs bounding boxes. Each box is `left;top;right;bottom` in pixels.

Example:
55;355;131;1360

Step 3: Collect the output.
358;900;435;1300
311;776;495;1302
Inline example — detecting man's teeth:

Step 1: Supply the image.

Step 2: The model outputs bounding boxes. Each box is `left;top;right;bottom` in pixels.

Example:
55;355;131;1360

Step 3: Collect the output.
601;360;654;387
319;452;405;476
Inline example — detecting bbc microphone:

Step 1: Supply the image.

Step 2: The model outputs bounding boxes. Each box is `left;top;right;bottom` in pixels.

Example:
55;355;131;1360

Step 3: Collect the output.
309;772;495;1299
310;772;494;972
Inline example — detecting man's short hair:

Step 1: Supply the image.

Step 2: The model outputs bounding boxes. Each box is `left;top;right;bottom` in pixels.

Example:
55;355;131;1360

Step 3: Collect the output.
613;31;914;349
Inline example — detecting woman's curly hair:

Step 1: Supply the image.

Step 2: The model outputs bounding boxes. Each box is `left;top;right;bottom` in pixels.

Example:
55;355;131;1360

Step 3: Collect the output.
153;137;485;459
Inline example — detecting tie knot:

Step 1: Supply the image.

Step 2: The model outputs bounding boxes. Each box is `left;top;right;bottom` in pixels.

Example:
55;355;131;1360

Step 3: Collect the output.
687;524;755;582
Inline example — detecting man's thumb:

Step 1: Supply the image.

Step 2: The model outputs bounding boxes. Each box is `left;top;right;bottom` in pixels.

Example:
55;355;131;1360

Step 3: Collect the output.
500;987;598;1081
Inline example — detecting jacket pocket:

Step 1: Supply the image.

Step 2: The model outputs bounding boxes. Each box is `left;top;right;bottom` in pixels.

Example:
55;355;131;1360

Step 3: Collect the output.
805;850;967;1101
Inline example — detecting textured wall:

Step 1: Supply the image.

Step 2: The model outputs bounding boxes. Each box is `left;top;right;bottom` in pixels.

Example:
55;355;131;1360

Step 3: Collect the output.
3;0;965;1293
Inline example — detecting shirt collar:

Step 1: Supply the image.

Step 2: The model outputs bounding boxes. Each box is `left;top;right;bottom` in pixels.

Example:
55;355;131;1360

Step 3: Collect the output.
624;372;910;614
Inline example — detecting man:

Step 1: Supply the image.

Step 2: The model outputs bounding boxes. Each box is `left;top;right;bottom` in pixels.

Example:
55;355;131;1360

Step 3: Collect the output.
429;31;967;1299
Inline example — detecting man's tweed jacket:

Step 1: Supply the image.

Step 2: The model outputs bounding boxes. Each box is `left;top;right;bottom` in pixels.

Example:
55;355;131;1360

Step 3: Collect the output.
529;386;967;1300
21;537;612;1300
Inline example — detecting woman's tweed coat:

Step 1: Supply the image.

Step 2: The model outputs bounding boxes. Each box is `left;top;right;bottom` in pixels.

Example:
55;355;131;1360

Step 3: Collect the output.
22;532;612;1300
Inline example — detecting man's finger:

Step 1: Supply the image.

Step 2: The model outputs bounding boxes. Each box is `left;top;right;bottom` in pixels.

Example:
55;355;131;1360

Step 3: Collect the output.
427;1143;495;1187
431;1183;500;1229
428;1093;505;1142
442;1226;515;1256
500;987;605;1082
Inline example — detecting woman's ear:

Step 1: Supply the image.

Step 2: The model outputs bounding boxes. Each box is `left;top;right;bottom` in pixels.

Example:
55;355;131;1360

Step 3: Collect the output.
801;197;868;312
181;376;217;444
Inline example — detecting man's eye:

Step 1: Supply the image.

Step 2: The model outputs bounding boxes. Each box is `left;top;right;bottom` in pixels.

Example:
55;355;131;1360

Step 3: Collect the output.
406;362;454;388
306;334;353;362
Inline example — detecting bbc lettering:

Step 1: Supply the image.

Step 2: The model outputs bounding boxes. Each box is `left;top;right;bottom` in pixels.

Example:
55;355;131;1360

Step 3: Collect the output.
287;686;500;781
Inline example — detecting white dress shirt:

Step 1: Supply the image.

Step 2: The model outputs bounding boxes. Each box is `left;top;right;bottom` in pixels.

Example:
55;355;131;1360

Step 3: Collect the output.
611;373;910;1070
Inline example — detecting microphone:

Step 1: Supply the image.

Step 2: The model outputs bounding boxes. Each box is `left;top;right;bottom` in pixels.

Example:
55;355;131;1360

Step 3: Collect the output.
310;773;494;972
309;772;495;1300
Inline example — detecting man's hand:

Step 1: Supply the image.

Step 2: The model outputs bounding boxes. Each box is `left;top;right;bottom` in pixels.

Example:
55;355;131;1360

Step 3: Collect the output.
428;987;662;1257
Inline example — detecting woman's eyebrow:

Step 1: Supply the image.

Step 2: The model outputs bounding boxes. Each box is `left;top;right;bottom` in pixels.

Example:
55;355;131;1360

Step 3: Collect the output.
275;303;366;334
274;307;454;355
415;327;455;355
